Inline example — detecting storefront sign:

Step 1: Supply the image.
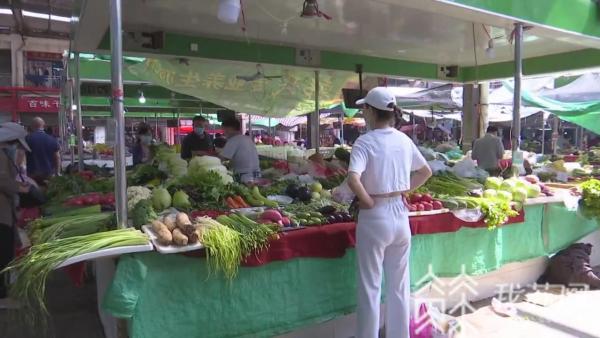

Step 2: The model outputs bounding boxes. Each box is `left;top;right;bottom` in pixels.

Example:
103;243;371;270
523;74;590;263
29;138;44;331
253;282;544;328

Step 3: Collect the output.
18;97;60;113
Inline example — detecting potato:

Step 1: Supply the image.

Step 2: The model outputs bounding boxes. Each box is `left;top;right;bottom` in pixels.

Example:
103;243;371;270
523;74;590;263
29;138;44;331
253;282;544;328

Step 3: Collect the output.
176;212;192;227
163;214;177;231
151;220;172;245
172;228;189;246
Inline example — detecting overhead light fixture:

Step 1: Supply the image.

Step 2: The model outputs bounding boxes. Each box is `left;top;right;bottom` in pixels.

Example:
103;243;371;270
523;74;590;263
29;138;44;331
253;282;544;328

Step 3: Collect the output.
485;38;495;59
71;104;77;110
217;0;241;24
300;0;331;20
138;91;146;104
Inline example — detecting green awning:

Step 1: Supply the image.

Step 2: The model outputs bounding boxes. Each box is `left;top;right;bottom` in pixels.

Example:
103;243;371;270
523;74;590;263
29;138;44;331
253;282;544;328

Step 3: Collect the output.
504;82;600;135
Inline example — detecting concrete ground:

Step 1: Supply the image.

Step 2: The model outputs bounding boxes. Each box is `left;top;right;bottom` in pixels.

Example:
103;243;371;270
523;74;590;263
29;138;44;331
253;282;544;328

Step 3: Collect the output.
0;272;104;338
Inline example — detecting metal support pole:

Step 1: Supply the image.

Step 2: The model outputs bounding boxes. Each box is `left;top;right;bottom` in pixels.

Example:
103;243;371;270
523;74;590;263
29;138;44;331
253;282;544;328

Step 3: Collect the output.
541;114;546;155
310;70;320;152
74;53;84;172
110;0;127;228
340;112;344;145
511;23;523;169
68;79;75;167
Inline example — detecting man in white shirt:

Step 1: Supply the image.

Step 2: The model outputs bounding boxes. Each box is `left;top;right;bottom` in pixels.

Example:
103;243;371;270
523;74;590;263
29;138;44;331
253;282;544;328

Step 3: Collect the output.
219;117;261;183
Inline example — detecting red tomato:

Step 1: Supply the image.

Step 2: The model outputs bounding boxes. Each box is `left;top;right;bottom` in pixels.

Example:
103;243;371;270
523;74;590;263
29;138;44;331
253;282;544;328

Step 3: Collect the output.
408;205;417;212
421;194;433;203
416;204;425;211
432;201;443;210
422;202;433;211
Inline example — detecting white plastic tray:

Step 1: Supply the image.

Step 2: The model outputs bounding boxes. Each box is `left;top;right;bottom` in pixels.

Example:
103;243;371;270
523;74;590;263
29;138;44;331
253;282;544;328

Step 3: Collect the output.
142;225;204;254
55;242;153;269
408;208;450;217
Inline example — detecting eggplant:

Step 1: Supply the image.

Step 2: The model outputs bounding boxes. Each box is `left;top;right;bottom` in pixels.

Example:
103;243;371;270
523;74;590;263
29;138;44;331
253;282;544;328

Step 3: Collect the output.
318;205;337;215
297;187;312;202
285;184;300;198
326;215;337;224
341;212;352;222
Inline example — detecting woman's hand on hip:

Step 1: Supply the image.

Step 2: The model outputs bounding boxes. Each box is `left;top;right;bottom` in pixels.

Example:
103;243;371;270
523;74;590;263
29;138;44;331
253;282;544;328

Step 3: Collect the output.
359;196;375;209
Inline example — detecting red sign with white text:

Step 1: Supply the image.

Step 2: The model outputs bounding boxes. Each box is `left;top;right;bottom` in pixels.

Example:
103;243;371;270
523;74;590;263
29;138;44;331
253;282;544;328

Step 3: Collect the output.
17;97;60;113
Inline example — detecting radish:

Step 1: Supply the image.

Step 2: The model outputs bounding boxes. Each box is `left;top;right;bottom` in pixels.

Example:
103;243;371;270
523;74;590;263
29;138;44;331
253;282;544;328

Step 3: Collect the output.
410;194;423;203
421;194;433;203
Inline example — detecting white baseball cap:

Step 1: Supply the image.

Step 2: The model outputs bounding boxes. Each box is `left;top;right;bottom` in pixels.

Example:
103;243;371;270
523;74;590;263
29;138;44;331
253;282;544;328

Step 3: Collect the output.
355;87;396;112
0;122;31;151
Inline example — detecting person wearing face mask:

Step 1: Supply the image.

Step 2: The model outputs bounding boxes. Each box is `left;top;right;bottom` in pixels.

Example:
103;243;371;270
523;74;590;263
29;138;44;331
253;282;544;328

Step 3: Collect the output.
348;87;432;338
181;115;214;160
0;122;31;308
132;123;154;166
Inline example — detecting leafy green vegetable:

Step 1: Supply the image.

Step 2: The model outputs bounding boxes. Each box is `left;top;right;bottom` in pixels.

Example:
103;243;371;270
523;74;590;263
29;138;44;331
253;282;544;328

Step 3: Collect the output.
128;164;166;185
168;170;234;207
455;196;518;229
131;199;158;228
581;179;600;219
45;175;90;200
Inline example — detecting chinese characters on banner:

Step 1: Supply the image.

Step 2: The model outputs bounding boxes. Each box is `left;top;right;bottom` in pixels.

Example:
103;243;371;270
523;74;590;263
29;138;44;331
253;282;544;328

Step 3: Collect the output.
18;97;60;113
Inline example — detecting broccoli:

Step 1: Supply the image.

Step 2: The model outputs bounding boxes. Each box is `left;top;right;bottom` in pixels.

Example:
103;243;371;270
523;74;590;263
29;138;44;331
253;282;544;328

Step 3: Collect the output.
131;199;158;229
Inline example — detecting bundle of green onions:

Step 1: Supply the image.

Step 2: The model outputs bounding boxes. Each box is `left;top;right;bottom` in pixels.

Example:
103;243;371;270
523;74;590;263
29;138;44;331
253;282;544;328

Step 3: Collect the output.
30;211;114;244
197;217;243;280
216;213;279;258
422;171;483;197
3;229;149;325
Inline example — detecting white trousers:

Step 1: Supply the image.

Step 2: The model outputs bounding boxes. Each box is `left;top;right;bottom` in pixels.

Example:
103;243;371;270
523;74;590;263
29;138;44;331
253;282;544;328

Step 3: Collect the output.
356;196;411;338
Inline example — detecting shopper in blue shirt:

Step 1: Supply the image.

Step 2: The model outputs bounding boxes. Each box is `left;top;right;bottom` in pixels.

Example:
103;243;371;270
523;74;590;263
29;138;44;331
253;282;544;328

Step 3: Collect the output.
25;117;59;185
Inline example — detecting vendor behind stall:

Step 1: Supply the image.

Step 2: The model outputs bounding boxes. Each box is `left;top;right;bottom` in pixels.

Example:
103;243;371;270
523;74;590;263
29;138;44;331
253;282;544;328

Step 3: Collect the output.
219;117;260;183
181;115;214;159
472;126;504;175
131;123;153;166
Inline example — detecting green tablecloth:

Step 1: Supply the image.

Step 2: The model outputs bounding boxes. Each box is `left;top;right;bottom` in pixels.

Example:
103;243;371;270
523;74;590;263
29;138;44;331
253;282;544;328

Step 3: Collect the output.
103;204;599;338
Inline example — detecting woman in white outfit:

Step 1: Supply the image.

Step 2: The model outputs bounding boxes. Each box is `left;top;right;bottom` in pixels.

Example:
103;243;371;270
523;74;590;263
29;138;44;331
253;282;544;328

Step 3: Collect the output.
348;87;432;338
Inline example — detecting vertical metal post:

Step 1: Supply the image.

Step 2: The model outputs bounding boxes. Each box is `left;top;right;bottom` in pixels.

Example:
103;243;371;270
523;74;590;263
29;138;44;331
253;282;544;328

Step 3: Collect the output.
74;53;84;172
311;70;320;152
68;79;75;167
110;0;127;228
541;114;546;155
248;114;253;136
339;111;344;145
511;23;523;166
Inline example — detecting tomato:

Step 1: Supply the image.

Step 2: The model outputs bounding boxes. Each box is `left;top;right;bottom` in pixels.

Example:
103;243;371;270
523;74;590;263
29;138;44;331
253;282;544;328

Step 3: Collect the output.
408;205;417;212
432;201;443;210
416;204;425;211
422;202;433;211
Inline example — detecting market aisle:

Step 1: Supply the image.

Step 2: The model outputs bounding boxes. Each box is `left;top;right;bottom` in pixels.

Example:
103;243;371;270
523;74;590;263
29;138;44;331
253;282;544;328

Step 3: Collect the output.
0;272;104;338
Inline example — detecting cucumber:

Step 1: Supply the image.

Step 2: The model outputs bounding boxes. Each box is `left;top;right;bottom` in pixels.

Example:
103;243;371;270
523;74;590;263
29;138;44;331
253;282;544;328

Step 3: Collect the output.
309;211;323;218
441;200;459;210
244;195;264;207
309;217;322;225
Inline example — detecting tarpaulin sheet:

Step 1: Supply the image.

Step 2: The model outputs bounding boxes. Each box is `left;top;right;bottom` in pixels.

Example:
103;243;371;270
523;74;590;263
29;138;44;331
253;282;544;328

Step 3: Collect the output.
128;59;353;118
102;204;599;338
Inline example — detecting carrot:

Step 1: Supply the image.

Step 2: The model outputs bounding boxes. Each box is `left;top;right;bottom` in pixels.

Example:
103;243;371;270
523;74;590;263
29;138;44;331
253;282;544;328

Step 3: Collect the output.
234;195;249;208
226;196;239;209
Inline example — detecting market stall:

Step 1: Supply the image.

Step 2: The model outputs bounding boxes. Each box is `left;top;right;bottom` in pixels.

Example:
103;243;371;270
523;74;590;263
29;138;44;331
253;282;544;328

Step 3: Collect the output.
12;1;600;338
101;202;598;338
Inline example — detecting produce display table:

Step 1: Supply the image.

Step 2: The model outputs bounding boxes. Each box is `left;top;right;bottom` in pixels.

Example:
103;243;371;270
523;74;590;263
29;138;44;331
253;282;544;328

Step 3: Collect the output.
103;203;599;338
